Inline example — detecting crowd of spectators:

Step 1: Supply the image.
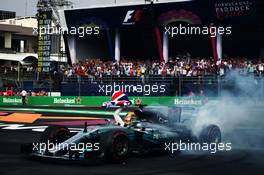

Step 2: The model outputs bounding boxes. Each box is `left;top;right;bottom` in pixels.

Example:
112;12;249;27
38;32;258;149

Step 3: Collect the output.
0;89;48;96
1;57;263;80
63;57;264;79
0;65;35;73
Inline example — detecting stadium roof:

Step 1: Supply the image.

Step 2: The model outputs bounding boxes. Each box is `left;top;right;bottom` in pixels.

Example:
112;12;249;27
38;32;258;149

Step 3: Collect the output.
0;24;36;36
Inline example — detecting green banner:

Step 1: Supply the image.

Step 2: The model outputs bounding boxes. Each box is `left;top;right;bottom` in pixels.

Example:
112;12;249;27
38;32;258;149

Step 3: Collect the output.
0;97;23;105
0;96;212;106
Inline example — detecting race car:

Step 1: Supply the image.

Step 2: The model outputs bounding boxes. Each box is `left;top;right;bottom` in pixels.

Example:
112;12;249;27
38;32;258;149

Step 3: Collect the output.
102;91;132;108
21;106;221;163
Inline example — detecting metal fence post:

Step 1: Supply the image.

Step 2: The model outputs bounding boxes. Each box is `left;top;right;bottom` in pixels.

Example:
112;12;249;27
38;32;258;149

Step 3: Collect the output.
78;76;81;97
217;75;221;97
17;62;20;82
179;75;182;96
49;80;52;95
261;77;264;99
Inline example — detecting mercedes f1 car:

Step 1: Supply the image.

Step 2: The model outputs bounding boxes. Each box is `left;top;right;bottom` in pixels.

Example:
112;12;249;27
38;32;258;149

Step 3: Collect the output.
21;106;221;163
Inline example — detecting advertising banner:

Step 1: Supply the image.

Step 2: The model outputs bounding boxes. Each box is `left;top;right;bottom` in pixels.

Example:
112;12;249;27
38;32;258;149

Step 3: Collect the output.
210;0;257;25
64;0;258;29
213;0;255;19
0;97;23;105
0;96;213;107
64;1;211;29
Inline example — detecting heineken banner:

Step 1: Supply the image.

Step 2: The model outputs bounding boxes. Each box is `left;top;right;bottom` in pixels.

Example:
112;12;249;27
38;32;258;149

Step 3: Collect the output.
1;97;23;105
0;96;212;106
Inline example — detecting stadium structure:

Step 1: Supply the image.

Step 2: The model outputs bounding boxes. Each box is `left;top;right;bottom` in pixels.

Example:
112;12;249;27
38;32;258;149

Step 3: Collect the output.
56;0;263;64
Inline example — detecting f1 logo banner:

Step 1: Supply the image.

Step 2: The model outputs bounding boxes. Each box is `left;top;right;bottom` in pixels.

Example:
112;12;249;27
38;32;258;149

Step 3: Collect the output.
61;83;173;96
65;1;259;29
123;10;142;25
124;10;135;23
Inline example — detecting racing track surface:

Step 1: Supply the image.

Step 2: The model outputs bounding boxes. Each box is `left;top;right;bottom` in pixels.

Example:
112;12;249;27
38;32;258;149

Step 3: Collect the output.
0;106;264;175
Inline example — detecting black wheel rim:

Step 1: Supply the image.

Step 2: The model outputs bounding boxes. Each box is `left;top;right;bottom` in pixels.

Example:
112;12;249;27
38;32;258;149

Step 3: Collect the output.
54;129;69;143
113;136;129;157
209;127;221;144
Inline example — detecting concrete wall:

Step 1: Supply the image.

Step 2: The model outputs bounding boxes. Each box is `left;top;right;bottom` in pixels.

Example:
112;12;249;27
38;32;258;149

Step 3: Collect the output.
4;32;12;49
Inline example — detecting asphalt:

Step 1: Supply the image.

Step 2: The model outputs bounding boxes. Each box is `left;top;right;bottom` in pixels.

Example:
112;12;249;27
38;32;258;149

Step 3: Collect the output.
0;106;264;175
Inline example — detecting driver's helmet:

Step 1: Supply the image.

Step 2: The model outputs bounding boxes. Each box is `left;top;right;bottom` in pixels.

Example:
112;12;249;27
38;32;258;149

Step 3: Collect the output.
124;112;137;125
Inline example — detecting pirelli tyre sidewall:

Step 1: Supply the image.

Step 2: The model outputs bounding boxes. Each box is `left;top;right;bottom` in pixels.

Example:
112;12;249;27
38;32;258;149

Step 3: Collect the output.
199;125;221;144
100;130;130;163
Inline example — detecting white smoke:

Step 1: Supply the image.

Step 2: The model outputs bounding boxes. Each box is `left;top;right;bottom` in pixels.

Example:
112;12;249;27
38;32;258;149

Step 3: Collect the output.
192;71;264;149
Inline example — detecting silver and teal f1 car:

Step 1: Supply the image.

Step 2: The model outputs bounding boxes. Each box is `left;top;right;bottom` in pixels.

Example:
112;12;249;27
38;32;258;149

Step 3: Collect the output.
21;106;221;163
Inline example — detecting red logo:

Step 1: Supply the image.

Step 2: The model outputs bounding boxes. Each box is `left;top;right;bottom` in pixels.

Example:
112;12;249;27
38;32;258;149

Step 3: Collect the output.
136;98;141;105
76;98;81;104
133;10;142;22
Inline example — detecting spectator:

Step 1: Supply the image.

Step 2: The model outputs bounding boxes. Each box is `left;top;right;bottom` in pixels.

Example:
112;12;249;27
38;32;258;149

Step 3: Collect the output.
57;57;264;80
21;90;28;105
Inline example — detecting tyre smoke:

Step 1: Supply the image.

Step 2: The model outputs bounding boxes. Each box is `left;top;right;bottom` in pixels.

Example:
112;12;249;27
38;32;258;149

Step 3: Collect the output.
192;71;264;149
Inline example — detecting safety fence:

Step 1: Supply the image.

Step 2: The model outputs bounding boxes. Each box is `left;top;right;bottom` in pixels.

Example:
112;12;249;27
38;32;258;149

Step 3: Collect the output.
1;74;264;98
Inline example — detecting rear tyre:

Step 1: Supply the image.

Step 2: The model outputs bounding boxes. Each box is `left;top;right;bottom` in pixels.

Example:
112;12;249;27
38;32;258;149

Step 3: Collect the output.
100;130;130;163
199;125;221;144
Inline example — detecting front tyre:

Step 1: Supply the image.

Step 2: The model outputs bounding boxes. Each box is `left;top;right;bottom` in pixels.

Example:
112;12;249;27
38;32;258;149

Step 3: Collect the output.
41;125;70;144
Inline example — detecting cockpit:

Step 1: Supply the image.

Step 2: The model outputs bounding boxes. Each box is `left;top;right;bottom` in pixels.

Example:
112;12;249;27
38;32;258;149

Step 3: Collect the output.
114;106;183;127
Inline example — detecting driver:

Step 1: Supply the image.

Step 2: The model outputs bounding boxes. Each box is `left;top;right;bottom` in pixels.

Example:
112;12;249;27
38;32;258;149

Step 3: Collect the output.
123;112;137;126
114;108;143;127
